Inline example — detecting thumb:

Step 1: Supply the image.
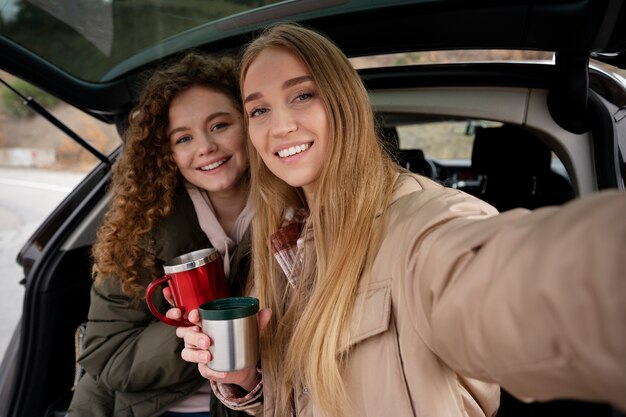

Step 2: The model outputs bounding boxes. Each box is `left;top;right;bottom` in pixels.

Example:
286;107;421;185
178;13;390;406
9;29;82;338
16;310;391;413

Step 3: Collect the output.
258;308;272;332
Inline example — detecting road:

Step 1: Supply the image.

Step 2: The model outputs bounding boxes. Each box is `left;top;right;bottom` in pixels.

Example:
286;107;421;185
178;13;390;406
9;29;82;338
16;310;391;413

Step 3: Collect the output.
0;167;85;358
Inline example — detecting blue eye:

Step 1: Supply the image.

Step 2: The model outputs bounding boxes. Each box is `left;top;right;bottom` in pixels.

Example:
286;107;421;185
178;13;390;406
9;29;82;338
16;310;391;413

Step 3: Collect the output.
176;135;192;145
211;122;229;132
249;107;268;118
295;92;313;101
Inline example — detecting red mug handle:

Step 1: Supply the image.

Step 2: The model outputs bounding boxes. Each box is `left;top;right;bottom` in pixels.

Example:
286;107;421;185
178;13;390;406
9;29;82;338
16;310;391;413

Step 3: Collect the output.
145;275;194;327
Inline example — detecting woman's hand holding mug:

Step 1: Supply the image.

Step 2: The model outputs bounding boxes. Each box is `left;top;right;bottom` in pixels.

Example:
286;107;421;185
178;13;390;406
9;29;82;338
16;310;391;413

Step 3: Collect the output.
169;305;272;392
146;248;230;327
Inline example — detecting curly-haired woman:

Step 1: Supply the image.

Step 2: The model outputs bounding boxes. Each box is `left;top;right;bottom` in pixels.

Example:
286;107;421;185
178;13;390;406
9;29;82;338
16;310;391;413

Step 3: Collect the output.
67;51;251;417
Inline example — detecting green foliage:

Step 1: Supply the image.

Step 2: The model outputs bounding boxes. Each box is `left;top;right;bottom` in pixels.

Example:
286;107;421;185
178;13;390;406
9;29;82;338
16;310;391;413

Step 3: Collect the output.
1;79;59;118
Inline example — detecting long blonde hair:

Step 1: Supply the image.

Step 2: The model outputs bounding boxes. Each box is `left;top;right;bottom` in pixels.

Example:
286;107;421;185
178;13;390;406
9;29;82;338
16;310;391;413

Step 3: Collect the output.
241;23;398;416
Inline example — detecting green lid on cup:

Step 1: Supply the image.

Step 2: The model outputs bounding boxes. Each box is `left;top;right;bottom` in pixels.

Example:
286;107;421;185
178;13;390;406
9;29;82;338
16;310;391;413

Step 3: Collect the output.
199;297;259;320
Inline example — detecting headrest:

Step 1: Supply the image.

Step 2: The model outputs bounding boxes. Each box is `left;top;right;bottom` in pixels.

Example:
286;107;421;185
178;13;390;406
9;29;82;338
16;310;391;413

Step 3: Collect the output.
400;149;425;164
400;149;433;177
471;125;552;175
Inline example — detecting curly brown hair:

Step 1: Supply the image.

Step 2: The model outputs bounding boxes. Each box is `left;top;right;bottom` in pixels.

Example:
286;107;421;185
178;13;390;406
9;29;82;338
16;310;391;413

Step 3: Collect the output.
91;51;241;300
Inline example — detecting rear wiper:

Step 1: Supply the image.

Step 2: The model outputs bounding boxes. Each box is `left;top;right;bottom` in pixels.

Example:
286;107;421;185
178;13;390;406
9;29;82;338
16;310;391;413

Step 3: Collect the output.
0;77;111;166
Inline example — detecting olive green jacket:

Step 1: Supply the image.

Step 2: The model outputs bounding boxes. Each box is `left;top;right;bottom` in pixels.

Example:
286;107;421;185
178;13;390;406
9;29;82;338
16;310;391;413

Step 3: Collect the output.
68;187;250;417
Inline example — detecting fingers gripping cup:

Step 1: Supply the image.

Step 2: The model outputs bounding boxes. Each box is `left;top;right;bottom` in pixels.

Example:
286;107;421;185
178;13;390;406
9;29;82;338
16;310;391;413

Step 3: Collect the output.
145;248;230;327
200;297;260;372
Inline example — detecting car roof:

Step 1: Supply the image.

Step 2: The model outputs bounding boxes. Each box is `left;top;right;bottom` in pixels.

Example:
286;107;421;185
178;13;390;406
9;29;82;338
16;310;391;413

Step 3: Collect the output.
1;0;625;119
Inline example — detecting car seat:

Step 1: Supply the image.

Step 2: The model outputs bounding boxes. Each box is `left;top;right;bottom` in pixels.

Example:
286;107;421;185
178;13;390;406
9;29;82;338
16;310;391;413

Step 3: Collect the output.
398;148;435;178
379;126;435;178
465;125;575;211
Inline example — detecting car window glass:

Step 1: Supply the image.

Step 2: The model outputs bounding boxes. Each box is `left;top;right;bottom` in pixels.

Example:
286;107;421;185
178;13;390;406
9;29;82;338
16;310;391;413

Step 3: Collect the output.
351;49;554;69
397;119;498;160
0;0;285;82
0;71;120;165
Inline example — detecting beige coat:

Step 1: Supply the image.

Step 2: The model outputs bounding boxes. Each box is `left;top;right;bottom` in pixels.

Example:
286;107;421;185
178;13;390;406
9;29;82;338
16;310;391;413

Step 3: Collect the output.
222;174;626;416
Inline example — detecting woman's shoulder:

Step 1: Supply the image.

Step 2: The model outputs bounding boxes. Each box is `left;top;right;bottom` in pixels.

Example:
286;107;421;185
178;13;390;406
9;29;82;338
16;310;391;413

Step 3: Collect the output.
150;185;212;261
392;173;442;198
389;173;498;224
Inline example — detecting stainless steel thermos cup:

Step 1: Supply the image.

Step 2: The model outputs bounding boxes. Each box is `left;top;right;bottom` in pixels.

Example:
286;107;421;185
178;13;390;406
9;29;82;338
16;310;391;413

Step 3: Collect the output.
199;297;260;372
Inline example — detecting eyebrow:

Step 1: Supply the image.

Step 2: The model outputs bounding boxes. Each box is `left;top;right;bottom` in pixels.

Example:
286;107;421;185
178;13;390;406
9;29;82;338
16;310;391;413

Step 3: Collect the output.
167;111;231;138
243;75;313;104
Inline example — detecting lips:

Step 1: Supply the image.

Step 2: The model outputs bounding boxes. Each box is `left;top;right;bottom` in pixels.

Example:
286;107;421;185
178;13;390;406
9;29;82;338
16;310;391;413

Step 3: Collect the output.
276;142;311;158
199;157;229;171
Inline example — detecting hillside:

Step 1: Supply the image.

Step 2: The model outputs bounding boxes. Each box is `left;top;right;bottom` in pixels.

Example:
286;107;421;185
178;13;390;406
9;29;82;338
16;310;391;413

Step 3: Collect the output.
0;102;120;171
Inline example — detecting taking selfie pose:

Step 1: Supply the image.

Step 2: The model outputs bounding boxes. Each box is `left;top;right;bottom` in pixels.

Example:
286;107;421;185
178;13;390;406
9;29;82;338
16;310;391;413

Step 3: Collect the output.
178;24;626;417
68;52;252;417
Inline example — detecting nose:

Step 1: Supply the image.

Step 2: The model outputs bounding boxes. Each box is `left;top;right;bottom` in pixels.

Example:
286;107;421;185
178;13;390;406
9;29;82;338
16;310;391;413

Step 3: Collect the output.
198;133;218;156
270;107;297;138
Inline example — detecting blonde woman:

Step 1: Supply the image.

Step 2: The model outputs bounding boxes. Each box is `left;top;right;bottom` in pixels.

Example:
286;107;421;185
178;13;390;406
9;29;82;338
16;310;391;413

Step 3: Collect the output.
177;24;626;417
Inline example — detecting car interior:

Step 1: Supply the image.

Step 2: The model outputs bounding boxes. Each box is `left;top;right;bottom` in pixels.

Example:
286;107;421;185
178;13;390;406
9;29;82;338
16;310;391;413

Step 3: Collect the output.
387;121;577;211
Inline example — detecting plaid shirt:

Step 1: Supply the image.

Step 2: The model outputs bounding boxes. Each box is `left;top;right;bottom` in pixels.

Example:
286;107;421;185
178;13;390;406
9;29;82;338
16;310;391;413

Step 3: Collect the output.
269;207;310;287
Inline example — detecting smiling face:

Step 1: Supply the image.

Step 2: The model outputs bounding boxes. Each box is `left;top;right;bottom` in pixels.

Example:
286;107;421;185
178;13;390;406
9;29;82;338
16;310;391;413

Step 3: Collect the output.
168;86;248;196
242;47;331;204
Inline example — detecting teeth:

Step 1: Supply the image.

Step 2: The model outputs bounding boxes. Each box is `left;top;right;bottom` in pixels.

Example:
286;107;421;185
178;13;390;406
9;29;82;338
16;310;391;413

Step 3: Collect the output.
200;159;226;171
277;143;310;158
